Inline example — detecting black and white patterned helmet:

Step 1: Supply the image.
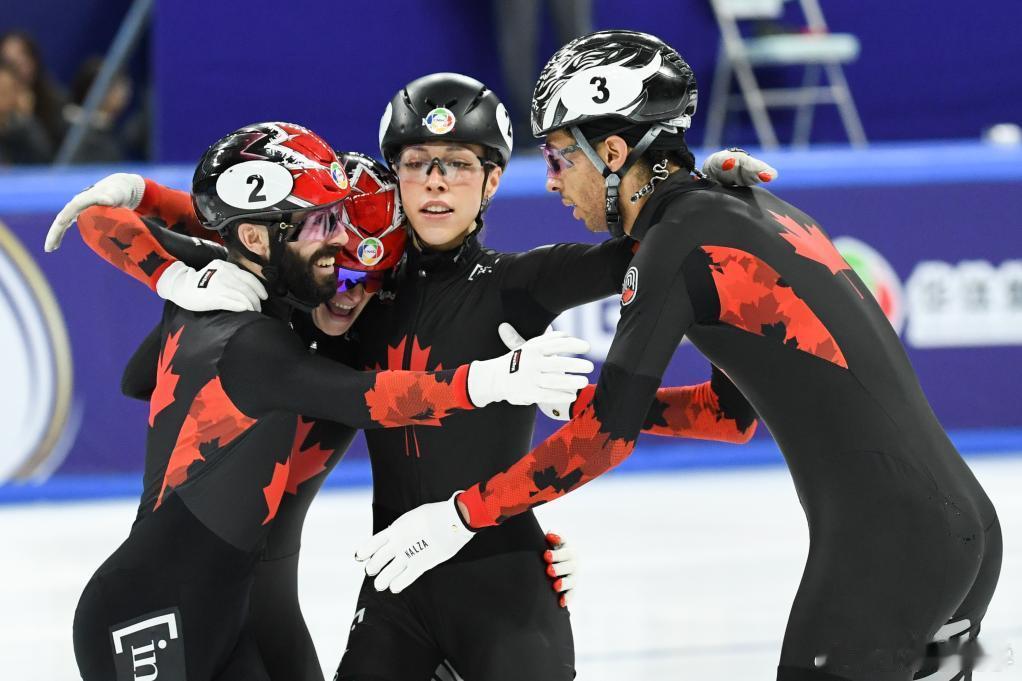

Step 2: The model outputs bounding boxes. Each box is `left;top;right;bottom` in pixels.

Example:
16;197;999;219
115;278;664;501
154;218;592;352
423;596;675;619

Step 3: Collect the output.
531;30;698;138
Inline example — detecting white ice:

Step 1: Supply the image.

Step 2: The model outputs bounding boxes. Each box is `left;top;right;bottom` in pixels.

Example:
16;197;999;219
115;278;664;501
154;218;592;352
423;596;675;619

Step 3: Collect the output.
2;456;1019;680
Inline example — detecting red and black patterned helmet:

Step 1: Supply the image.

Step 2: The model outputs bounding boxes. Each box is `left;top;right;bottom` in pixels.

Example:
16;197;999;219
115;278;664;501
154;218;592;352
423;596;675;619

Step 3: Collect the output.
192;122;351;233
335;151;406;272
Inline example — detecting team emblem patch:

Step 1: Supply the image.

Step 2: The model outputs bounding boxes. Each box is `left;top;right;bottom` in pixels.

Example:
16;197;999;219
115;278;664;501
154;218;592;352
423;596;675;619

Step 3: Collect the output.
424;107;456;135
330;160;349;190
621;266;638;306
357;237;384;266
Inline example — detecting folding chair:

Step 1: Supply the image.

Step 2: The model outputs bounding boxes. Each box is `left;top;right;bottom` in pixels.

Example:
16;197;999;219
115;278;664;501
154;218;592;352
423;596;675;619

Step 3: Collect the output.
703;0;867;149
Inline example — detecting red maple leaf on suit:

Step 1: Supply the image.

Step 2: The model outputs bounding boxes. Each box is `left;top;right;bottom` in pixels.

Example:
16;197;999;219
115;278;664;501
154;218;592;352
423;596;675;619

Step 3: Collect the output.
371;336;444;458
285;417;336;495
263;459;292;525
155;376;256;508
771;211;850;276
149;326;183;426
771;211;863;299
373;336;442;372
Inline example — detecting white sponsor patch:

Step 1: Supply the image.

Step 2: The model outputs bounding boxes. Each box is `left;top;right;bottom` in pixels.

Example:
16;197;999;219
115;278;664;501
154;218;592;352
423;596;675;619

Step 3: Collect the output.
424;107;456;135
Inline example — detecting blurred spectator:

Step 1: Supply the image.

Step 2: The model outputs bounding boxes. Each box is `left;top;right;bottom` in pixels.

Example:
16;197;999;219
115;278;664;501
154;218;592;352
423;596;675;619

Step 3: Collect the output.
0;60;53;164
492;0;592;145
0;30;68;152
62;56;132;163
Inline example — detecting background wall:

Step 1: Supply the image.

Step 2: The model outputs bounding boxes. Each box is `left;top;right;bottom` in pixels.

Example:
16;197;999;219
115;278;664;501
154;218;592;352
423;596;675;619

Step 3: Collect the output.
149;0;1022;161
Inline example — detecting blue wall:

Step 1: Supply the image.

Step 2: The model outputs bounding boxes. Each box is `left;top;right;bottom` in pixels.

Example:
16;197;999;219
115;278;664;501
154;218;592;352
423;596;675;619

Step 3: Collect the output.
6;2;1020;164
149;0;1022;163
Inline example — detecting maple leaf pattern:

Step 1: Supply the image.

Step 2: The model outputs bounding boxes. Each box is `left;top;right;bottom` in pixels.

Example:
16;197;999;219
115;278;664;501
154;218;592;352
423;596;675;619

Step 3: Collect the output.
370;336;443;372
262;459;292;525
467;401;635;525
149;327;184;426
145;185;211;239
155;376;256;508
364;366;469;428
643;382;755;443
76;207;173;288
771;211;850;276
570;383;755;443
285;417;336;494
705;246;848;369
368;337;445;456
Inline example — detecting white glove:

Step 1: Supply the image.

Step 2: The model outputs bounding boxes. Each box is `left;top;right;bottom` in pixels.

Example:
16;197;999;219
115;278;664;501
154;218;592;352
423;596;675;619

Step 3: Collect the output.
702;148;778;187
544;531;578;608
45;173;147;252
355;492;474;593
156;260;267;312
467;323;593;408
498;323;576;420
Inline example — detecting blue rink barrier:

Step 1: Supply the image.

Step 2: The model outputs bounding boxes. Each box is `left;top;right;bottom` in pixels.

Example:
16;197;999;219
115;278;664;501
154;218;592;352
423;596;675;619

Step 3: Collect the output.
3;427;1021;505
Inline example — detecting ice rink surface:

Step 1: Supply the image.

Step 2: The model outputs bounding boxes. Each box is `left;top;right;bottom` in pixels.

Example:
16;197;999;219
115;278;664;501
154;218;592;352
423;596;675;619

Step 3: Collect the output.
2;456;1018;680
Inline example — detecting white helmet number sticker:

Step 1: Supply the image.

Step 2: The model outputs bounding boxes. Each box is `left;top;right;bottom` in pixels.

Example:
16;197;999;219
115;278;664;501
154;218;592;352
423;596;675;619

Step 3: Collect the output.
559;52;663;118
495;103;513;152
216;160;295;210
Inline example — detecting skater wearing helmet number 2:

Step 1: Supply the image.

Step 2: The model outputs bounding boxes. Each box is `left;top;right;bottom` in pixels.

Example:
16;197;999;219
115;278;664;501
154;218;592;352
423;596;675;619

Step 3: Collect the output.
357;31;1002;681
47;123;594;681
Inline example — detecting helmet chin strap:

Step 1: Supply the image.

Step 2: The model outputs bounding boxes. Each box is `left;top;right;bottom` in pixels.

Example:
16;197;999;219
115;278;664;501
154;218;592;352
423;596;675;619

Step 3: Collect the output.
474;165;495;231
569;124;666;238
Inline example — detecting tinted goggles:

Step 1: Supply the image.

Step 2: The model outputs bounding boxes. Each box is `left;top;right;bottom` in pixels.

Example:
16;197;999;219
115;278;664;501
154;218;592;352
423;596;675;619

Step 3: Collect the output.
539;143;581;179
292;204;346;242
336;267;384;294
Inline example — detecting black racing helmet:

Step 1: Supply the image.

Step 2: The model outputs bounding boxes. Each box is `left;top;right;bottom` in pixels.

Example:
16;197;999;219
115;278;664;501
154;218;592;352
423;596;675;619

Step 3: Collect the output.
379;73;514;168
531;30;698;138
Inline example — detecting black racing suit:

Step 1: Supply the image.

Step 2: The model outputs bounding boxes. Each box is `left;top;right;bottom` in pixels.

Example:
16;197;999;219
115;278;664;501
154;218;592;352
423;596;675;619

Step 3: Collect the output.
123;314;359;681
457;175;1001;681
72;204;480;681
88;183;757;681
336;232;757;681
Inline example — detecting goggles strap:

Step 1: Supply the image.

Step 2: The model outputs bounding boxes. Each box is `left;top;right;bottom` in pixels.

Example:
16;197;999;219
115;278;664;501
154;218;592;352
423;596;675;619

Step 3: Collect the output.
569;124;664;238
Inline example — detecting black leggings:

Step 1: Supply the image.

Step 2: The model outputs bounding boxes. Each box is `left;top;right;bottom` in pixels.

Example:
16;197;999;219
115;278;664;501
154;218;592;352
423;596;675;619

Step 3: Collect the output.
335;549;574;681
72;494;268;681
776;452;1001;681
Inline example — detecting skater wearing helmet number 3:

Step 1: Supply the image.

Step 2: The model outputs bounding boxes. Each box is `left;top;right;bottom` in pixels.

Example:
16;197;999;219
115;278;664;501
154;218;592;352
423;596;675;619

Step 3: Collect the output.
357;31;1002;681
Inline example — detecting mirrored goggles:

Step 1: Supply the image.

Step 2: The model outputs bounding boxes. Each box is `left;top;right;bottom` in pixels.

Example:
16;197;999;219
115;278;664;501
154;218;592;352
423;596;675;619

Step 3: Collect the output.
539;143;581;179
292;204;346;242
394;154;492;185
336;267;384;294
